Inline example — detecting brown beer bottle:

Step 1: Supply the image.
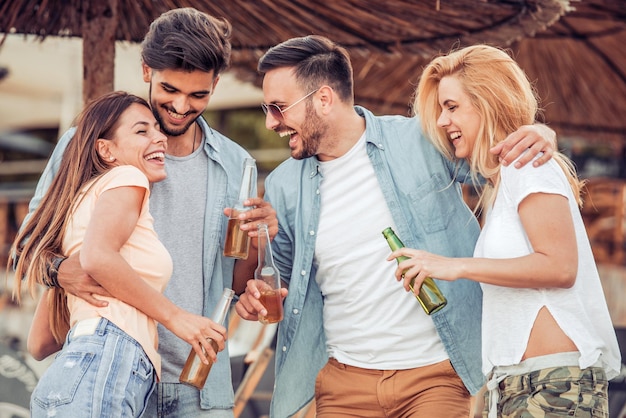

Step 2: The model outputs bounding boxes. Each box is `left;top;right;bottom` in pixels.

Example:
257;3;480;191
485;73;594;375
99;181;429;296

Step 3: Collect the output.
254;223;284;324
223;158;256;259
382;227;447;315
179;288;235;389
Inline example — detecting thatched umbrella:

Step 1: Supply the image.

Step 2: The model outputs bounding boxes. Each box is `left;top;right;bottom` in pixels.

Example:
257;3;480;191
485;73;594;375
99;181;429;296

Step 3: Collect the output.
228;0;626;151
0;0;570;105
337;0;625;149
512;0;626;148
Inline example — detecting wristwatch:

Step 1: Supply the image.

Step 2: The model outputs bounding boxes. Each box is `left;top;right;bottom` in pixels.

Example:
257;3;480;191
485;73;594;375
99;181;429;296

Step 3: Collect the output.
46;256;67;288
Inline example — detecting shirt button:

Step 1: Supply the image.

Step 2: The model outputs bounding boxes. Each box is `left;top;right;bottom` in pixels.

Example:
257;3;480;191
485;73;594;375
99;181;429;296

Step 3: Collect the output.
293;309;299;314
300;270;306;276
282;346;287;352
309;230;315;236
316;189;320;195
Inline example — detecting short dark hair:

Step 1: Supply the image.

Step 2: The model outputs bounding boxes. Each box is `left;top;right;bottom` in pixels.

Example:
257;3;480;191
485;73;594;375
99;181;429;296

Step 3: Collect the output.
258;35;354;102
141;8;232;75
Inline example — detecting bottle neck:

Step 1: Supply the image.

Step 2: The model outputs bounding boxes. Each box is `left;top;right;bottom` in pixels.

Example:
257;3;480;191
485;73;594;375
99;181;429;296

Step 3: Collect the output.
236;159;256;205
256;224;279;280
382;227;405;251
211;289;235;324
257;224;272;264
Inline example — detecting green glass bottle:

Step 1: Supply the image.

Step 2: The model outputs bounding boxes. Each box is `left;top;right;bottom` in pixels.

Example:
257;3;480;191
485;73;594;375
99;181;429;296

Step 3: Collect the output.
382;227;447;315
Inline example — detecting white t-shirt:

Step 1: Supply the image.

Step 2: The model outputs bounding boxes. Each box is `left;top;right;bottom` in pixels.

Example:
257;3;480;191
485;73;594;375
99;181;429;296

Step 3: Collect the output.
474;156;621;379
314;134;447;369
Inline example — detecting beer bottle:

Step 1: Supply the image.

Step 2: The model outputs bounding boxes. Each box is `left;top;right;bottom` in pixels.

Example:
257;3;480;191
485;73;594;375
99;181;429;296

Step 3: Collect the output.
224;158;256;259
179;288;235;389
254;223;284;324
382;227;447;315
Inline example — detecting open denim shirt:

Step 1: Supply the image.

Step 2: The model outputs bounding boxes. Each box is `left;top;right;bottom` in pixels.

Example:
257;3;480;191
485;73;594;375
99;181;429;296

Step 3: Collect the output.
265;106;484;418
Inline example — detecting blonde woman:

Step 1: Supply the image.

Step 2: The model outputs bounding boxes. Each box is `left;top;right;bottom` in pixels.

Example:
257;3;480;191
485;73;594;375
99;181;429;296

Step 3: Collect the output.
389;45;621;417
11;91;226;417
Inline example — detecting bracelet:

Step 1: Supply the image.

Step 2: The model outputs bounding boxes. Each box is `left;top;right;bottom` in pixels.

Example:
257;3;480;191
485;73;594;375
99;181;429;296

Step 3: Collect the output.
46;256;66;289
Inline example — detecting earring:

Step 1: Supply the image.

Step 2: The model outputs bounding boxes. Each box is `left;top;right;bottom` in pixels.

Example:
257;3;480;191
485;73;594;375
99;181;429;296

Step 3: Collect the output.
109;156;115;161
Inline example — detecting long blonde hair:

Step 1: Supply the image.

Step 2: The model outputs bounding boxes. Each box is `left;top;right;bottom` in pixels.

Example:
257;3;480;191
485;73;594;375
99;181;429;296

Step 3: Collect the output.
414;45;582;211
11;91;151;343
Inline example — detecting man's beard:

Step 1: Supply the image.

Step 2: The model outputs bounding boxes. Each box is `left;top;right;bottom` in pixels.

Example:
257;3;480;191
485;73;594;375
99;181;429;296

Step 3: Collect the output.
148;85;197;137
292;104;327;160
151;106;197;137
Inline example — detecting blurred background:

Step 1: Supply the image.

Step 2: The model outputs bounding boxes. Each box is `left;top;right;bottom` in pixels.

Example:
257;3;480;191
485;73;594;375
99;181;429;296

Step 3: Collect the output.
1;1;625;417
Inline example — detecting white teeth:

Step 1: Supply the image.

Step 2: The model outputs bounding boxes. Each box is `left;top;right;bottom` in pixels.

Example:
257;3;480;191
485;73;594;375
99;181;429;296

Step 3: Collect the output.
450;132;461;140
145;152;165;161
278;130;296;138
167;110;185;120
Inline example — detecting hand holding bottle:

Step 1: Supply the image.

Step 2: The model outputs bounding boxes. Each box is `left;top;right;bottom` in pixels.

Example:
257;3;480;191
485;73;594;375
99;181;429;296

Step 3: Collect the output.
254;223;284;324
179;288;234;389
235;279;289;322
382;227;447;315
387;247;463;288
164;308;227;365
223;197;279;245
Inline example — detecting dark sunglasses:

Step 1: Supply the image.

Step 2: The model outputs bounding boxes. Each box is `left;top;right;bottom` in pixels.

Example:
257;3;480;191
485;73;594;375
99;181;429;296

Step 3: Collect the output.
261;89;319;121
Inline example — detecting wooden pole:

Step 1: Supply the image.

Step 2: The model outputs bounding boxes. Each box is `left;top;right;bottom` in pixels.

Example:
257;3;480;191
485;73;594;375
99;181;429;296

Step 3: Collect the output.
81;0;118;104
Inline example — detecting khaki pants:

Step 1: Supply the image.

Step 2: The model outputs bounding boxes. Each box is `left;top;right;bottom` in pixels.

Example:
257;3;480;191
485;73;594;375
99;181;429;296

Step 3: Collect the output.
315;358;470;417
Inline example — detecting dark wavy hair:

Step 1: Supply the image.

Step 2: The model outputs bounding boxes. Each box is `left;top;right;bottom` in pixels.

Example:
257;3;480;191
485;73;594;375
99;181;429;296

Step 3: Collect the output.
141;7;232;75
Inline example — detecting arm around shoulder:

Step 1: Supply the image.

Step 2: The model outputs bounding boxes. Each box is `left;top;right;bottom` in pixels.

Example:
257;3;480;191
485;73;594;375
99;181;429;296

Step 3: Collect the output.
491;124;556;168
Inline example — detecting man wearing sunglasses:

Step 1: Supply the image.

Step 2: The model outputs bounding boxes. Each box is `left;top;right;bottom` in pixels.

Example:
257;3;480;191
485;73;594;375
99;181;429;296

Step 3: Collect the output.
235;35;557;418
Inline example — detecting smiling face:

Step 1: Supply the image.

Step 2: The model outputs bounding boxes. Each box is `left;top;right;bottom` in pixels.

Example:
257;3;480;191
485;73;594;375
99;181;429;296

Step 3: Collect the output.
436;75;482;160
99;103;168;183
143;64;217;137
262;67;329;160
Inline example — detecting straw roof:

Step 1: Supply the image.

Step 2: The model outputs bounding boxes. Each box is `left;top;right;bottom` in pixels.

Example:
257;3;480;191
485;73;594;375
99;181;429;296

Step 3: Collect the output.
229;0;626;148
511;0;626;147
1;1;570;51
1;0;624;147
1;0;570;100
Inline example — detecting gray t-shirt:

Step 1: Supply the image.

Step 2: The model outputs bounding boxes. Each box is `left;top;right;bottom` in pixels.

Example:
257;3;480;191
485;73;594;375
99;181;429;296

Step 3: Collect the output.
150;144;207;382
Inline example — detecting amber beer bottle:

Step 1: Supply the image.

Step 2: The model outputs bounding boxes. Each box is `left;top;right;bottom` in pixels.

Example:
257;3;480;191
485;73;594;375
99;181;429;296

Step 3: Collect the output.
179;288;235;389
382;227;447;315
224;158;256;259
255;223;284;324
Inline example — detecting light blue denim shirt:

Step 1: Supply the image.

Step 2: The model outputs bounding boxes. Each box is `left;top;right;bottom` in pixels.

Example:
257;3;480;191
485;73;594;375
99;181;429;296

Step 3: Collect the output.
24;116;253;410
264;106;484;418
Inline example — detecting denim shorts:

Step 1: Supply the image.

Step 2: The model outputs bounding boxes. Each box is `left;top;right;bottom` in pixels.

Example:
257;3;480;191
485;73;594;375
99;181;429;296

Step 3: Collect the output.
30;317;156;418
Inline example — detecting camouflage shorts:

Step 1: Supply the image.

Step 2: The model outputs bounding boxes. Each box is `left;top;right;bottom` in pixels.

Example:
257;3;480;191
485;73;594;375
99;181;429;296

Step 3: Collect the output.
483;365;608;417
